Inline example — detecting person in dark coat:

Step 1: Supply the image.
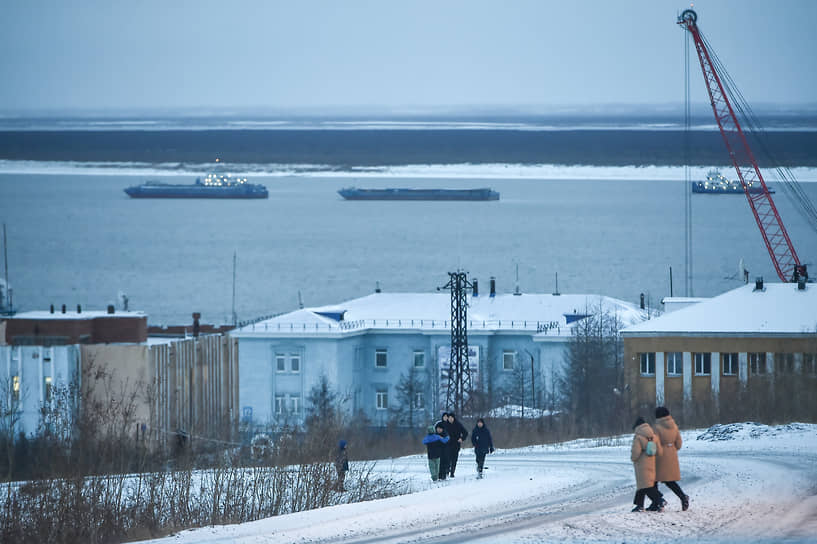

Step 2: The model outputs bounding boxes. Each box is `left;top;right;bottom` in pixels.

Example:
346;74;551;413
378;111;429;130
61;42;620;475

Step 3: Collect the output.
447;412;468;478
470;417;494;478
334;439;349;491
435;412;450;480
422;424;450;481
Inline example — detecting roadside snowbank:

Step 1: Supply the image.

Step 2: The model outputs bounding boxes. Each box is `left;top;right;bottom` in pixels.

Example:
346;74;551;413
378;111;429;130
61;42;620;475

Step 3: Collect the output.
145;423;817;544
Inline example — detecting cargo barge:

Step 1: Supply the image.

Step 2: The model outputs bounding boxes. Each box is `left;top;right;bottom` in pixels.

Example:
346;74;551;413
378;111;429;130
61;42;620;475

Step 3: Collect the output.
125;172;268;199
338;187;499;201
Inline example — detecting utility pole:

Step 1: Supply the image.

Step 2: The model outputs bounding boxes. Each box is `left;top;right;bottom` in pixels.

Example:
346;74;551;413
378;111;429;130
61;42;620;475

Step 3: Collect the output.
231;251;237;327
439;271;474;415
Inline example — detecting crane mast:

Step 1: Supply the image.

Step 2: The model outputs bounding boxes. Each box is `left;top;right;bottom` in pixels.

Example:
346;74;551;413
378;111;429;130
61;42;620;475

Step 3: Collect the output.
677;9;804;283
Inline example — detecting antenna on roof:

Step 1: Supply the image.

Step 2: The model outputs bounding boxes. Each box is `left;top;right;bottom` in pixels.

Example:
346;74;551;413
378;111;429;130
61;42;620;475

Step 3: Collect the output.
514;263;521;296
297;290;304;309
553;272;560;296
117;290;129;312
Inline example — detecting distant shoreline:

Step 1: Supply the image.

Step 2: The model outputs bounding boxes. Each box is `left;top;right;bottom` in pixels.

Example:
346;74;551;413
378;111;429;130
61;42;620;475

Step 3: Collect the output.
2;129;816;167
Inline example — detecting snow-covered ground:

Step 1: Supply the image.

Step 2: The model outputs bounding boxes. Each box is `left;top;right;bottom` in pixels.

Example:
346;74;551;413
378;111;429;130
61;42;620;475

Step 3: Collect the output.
145;423;817;543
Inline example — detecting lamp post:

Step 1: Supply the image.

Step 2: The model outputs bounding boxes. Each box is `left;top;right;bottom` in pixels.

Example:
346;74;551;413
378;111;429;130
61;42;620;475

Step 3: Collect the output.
523;349;535;411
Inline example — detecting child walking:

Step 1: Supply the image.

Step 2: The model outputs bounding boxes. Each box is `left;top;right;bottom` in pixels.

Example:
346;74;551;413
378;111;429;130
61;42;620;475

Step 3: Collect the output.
422;423;450;482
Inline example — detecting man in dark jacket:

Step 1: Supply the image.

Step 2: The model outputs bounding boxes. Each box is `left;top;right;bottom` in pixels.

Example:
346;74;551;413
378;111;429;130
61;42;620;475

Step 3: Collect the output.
470;418;494;478
334;439;349;491
447;412;468;478
422;424;450;481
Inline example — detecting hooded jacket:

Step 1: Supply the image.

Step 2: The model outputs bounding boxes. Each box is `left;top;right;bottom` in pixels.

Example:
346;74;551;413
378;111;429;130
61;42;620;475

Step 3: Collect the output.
631;422;663;489
654;415;683;482
470;423;493;455
423;425;450;459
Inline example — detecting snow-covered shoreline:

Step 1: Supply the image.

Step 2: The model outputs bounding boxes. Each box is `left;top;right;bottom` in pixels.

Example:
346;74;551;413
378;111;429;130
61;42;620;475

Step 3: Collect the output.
1;160;817;182
144;422;817;544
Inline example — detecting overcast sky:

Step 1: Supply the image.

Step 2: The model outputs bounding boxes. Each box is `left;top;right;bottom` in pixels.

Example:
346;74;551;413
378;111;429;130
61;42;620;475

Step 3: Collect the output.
2;0;816;115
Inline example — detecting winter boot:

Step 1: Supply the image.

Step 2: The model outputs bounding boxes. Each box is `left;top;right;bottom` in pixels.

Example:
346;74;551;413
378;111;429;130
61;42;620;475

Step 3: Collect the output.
682;495;690;511
631;505;644;512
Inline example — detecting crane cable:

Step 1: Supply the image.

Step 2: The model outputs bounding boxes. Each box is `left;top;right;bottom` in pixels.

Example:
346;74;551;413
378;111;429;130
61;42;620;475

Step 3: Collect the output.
699;31;817;236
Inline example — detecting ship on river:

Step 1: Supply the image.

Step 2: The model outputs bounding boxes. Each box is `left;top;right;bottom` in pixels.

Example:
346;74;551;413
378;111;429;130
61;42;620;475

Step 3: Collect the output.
691;169;773;195
338;187;499;201
125;172;268;199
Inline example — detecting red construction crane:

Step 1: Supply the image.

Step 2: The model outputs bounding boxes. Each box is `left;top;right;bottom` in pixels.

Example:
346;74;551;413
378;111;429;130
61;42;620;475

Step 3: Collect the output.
677;8;807;283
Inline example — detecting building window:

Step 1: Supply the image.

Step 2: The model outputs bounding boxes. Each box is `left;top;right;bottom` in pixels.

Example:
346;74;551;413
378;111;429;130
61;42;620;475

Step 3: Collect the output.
775;353;794;374
639;353;656;376
12;375;20;403
503;351;515;371
375;349;388;368
290;354;300;373
722;353;738;376
413;351;425;368
749;352;766;375
694;353;711;375
413;392;425;410
276;354;286;372
44;376;53;403
376;389;389;410
43;348;52;363
665;352;683;376
803;353;816;375
275;395;285;414
289;396;300;414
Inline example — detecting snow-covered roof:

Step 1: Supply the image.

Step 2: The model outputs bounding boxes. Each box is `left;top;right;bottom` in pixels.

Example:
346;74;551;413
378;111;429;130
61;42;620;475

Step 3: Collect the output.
623;283;817;337
232;292;647;339
10;310;146;320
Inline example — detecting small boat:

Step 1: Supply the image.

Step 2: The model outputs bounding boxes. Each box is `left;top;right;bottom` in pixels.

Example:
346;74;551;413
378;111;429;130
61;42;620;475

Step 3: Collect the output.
338;187;500;201
691;170;773;194
125;172;268;199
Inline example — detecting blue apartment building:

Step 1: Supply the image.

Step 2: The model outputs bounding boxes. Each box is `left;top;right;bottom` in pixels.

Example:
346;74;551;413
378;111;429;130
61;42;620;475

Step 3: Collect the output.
231;287;646;430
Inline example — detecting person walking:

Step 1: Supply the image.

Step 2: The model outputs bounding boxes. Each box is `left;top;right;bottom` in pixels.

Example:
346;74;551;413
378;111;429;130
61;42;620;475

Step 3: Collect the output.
436;412;451;480
630;416;664;512
422;424;450;482
653;406;690;511
470;418;494;479
334;439;349;491
447;412;468;478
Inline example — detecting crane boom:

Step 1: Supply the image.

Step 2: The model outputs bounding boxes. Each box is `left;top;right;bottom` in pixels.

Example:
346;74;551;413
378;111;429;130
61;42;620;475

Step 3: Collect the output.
677;9;803;282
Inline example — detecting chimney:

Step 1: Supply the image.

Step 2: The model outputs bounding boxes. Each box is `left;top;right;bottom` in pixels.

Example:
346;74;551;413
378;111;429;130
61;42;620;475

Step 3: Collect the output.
107;304;115;314
50;304;54;314
798;278;806;290
61;304;66;314
192;312;201;337
472;278;479;297
640;293;645;310
754;277;764;291
490;277;496;297
77;304;81;313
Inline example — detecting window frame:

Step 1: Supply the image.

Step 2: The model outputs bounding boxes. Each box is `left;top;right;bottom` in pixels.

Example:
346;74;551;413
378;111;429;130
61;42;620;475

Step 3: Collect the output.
665;352;683;376
274;395;285;415
275;354;286;373
722;352;739;376
413;391;425;410
375;389;389;410
803;353;816;376
639;352;656;376
289;395;300;414
502;350;516;371
413;351;425;369
694;352;711;376
749;352;767;375
375;349;388;369
289;353;300;373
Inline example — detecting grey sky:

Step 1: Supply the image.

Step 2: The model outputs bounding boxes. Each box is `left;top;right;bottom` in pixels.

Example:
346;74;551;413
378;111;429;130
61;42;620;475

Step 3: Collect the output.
2;0;816;114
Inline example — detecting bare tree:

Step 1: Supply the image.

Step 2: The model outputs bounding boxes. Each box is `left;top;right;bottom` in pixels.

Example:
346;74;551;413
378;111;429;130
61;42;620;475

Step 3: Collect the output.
392;364;426;429
0;375;25;480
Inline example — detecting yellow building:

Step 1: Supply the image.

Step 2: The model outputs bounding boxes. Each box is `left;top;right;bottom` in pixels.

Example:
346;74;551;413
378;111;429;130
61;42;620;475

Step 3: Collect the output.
621;281;817;425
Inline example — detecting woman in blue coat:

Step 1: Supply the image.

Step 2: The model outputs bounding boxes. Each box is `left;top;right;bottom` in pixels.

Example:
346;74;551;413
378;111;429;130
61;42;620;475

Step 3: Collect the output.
470;418;494;478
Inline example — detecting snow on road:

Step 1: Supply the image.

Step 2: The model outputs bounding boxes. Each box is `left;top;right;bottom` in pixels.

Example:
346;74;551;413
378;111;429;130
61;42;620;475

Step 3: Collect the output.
146;423;817;543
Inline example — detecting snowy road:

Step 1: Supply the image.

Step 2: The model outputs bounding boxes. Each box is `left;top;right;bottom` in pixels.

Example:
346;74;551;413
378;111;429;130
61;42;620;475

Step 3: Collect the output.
148;424;817;544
